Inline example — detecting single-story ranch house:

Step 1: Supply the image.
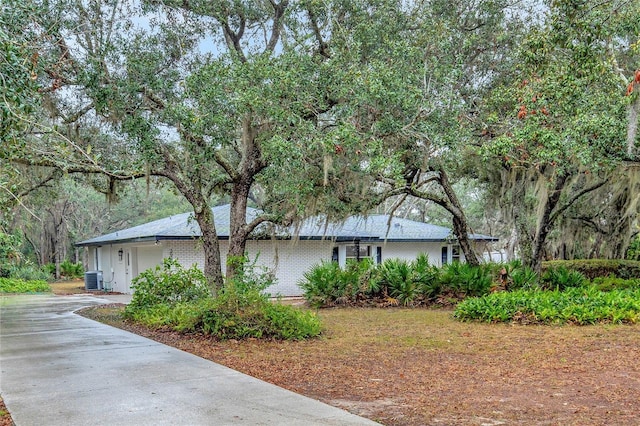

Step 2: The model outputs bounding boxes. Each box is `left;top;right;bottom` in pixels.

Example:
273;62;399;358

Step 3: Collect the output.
76;204;497;296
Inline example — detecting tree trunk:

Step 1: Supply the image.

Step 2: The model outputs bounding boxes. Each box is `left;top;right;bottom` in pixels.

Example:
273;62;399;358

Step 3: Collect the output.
227;180;252;280
627;88;640;157
509;169;535;268
437;167;480;266
226;116;266;280
529;173;568;273
452;214;480;266
159;156;225;293
193;205;224;295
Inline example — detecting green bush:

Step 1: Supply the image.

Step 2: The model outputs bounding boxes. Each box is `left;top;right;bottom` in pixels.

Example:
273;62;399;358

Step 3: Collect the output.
374;256;440;306
439;262;493;298
412;254;441;300
500;260;539;290
454;286;640;325
225;254;276;295
60;260;84;279
0;278;51;293
128;285;322;340
299;259;376;307
377;258;416;306
126;257;321;341
6;264;52;281
344;258;377;298
627;236;640;260
542;259;640;280
0;232;22;278
299;261;347;308
302;255;497;307
591;276;640;292
125;258;211;317
541;266;586;291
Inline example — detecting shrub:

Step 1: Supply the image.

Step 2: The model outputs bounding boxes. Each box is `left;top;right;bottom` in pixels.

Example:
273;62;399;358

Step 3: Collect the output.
6;264;52;281
542;259;640;280
262;303;322;340
343;258;377;299
499;260;539;290
439;262;493;298
0;278;51;293
412;254;441;301
377;258;416;306
126;256;321;340
0;232;22;278
541;266;586;291
299;261;346;308
510;265;539;290
60;260;83;279
225;255;276;295
302;255;499;307
125;258;211;317
454;286;640;325
299;259;376;307
135;287;322;340
591;276;640;292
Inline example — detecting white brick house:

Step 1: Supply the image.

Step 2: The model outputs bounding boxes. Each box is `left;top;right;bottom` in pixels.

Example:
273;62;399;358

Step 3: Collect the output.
76;205;497;296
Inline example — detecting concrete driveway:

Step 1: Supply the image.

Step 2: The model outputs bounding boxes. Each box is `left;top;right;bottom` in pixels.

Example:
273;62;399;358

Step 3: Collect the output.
0;294;379;426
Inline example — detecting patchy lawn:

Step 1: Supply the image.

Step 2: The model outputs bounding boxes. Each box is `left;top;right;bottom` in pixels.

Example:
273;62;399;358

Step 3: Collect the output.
50;280;87;295
50;280;122;296
78;305;640;425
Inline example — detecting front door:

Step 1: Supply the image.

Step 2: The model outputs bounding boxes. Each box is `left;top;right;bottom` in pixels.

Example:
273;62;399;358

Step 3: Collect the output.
124;247;139;293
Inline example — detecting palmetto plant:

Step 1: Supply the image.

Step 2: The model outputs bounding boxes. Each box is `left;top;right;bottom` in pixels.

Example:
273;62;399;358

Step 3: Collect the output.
508;261;540;290
542;266;586;291
439;262;493;298
412;254;441;300
378;258;417;306
300;261;344;308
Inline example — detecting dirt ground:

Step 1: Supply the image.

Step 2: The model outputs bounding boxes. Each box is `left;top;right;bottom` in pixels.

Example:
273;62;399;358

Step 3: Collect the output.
78;303;640;426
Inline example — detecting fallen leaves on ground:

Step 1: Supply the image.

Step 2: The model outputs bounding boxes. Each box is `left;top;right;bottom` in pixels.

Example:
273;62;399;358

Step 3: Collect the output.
79;305;640;426
0;397;13;426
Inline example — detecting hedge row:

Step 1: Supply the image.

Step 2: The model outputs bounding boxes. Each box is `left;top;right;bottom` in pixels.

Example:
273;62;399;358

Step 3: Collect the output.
542;259;640;280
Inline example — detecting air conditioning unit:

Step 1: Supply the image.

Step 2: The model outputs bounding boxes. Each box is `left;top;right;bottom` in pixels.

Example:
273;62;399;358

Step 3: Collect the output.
84;271;103;291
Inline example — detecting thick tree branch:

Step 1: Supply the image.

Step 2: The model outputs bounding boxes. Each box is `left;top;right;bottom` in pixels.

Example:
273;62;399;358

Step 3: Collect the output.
63;103;94;124
265;1;288;54
307;6;330;58
214;151;239;181
549;179;608;225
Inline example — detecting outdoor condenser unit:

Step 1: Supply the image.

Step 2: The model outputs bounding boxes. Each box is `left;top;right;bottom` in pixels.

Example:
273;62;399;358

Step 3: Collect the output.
84;271;103;291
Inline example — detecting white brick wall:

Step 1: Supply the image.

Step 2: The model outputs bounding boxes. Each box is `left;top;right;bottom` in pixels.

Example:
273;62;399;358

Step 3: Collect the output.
163;240;206;269
162;239;332;296
98;240;461;296
381;242;443;266
246;240;334;296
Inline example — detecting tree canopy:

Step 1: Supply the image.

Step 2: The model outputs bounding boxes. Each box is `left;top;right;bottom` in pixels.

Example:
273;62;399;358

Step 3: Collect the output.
2;0;639;283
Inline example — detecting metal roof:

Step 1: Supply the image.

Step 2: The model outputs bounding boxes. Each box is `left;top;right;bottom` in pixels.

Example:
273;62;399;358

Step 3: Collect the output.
76;204;497;246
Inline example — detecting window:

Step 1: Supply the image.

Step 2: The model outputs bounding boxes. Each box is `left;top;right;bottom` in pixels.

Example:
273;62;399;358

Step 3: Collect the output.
332;247;339;263
346;245;370;262
441;246;448;265
452;245;461;263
